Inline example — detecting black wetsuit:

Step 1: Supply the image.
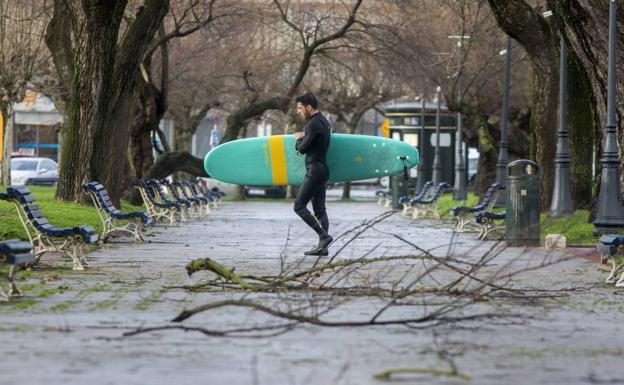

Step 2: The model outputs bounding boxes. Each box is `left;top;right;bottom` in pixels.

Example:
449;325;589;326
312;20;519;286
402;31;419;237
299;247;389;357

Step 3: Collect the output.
294;112;331;235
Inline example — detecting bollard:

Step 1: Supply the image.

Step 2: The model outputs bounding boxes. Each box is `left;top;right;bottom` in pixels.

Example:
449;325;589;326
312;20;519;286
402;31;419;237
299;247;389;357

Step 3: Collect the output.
391;174;408;210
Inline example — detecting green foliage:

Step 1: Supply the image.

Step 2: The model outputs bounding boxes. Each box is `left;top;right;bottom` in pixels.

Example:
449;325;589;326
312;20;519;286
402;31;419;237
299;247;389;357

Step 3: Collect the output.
540;210;596;245
432;193;597;245
436;192;480;218
9;299;38;309
0;186;144;241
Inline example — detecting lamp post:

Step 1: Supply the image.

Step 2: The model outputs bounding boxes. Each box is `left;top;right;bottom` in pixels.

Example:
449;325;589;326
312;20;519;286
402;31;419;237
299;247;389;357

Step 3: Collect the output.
449;35;469;200
416;93;428;192
432;86;443;185
550;35;574;216
494;37;512;208
593;0;624;235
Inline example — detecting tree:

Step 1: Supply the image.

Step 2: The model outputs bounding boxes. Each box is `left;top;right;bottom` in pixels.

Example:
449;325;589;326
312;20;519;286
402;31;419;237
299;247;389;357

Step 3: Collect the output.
46;0;169;203
0;0;50;185
220;0;364;145
314;54;398;199
361;0;533;196
487;0;561;208
544;0;623;213
130;0;233;180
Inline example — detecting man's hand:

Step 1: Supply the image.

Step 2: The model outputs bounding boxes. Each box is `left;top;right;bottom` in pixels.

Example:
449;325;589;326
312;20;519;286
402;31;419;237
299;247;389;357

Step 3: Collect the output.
295;132;305;140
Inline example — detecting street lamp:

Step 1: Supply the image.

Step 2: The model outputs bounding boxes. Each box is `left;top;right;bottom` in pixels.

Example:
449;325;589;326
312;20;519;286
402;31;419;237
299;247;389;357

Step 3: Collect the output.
494;36;512;208
432;86;443;185
449;35;469;200
542;10;574;216
415;91;428;192
594;0;624;234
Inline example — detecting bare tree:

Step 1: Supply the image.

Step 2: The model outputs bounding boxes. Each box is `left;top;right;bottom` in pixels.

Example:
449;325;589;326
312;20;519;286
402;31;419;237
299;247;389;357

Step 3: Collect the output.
360;0;533;196
0;0;50;185
544;0;624;214
45;0;169;203
130;0;238;180
220;0;364;145
313;53;399;199
486;0;560;208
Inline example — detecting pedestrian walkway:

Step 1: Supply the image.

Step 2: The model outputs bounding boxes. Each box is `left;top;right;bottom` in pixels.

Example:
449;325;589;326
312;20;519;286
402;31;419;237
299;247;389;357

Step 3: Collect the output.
0;201;622;384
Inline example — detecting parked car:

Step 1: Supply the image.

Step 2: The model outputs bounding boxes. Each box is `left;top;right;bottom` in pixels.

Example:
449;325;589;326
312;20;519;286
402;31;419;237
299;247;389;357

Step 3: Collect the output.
329;176;389;189
245;185;287;199
10;157;59;186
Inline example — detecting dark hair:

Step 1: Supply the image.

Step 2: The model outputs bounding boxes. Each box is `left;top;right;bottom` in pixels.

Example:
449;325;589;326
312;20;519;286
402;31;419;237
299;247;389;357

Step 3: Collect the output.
296;92;318;109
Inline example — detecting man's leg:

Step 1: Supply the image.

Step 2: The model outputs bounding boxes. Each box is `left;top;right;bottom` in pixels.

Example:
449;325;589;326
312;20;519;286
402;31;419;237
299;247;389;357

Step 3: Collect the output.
294;176;327;236
312;182;329;233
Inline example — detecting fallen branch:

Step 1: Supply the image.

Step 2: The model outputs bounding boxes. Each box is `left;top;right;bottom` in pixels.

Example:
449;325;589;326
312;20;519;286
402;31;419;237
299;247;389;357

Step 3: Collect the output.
373;367;471;381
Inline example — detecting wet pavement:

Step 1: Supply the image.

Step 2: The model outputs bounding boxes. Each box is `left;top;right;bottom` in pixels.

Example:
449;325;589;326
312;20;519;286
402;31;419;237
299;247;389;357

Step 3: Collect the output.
1;199;623;385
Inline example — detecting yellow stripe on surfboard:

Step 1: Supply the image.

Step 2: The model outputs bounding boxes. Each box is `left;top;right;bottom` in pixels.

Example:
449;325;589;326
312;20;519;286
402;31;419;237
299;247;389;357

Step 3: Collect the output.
268;135;288;185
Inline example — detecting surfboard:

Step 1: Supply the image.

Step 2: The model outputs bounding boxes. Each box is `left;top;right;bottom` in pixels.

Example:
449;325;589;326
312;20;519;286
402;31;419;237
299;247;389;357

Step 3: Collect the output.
204;133;419;186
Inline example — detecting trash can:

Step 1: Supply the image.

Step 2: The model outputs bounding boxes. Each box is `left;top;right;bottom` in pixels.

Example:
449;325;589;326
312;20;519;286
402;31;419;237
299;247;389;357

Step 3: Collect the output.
391;173;408;210
506;160;540;246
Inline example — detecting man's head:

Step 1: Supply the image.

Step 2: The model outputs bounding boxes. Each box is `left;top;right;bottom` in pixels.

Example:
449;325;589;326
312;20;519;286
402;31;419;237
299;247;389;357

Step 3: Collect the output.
296;92;318;120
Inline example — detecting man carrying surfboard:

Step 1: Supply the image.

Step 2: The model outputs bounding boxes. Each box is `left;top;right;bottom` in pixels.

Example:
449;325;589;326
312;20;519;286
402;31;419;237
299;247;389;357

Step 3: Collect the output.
294;92;333;256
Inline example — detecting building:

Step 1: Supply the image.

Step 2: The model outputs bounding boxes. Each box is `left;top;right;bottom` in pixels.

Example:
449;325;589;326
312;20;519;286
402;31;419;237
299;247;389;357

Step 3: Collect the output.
12;91;63;161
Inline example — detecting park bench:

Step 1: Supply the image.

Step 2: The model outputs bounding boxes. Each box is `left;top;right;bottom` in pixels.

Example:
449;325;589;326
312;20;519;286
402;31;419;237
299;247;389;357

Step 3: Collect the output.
82;182;149;242
160;179;196;219
0;238;34;300
450;183;504;232
133;179;181;226
375;189;389;205
191;180;224;207
474;210;506;240
171;180;206;216
151;179;189;222
596;235;624;287
409;182;449;219
180;180;211;214
0;187;98;270
400;181;434;216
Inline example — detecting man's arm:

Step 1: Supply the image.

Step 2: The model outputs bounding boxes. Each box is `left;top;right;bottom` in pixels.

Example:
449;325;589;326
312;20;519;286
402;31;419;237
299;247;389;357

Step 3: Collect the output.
295;122;320;154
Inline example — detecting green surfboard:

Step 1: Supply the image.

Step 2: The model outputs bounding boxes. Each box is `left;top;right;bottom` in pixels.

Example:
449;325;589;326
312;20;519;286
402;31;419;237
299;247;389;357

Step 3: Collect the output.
204;134;419;186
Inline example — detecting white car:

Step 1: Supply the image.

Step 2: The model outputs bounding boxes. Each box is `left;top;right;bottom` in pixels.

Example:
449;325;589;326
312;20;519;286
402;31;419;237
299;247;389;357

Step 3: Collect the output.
10;157;59;186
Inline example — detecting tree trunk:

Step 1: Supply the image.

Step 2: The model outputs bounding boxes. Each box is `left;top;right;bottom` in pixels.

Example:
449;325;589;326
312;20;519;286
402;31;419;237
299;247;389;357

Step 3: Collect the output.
222;97;290;143
130;77;161;179
0;104;12;186
145;151;208;180
46;0;169;204
474;116;498;197
529;62;559;209
130;96;157;180
567;52;595;209
174;124;194;153
341;181;351;200
487;0;560;209
545;0;624;220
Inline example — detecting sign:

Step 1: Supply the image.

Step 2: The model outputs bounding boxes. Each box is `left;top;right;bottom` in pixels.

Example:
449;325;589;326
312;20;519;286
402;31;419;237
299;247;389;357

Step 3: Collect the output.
210;129;222;147
380;118;390;138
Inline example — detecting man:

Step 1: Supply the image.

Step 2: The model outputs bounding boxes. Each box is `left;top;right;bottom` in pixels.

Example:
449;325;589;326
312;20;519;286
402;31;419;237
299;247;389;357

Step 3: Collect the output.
294;92;333;256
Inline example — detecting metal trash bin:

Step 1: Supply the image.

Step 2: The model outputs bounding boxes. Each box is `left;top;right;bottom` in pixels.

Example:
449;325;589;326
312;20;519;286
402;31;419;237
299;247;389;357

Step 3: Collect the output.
391;174;408;210
506;160;540;246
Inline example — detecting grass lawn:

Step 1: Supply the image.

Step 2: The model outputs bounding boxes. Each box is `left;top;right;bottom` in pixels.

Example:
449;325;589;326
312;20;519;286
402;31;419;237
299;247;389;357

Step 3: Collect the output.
435;192;598;245
0;186;143;241
436;192;481;218
540;210;597;245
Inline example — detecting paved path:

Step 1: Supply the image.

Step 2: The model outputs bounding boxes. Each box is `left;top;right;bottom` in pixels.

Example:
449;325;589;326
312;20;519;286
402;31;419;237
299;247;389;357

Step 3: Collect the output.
1;201;623;385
